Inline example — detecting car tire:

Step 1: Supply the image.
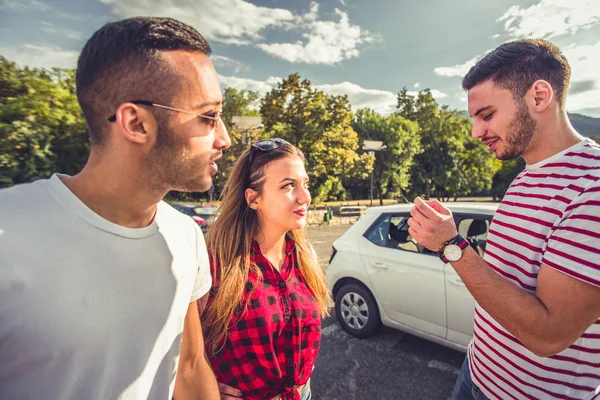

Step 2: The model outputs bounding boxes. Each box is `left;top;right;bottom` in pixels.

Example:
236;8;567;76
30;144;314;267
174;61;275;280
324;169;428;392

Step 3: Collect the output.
335;283;382;338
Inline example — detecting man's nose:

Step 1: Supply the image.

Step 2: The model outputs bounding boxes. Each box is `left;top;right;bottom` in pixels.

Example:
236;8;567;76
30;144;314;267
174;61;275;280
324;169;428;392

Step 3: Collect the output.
216;119;231;150
472;120;486;140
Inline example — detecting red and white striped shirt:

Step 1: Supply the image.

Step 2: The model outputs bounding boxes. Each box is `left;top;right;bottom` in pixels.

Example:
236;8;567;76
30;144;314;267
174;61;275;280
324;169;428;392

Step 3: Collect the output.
469;138;600;400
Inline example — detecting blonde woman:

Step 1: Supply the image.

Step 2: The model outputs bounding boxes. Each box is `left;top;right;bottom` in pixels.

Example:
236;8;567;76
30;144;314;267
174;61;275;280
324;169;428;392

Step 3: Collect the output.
201;138;331;400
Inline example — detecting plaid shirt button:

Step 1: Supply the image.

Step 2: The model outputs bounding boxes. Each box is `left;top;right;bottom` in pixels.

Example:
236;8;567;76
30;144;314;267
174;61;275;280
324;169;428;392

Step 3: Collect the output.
278;281;286;288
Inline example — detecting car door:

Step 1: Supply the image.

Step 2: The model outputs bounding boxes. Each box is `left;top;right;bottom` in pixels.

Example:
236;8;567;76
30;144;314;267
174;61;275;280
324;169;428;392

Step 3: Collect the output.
360;213;447;338
444;213;492;347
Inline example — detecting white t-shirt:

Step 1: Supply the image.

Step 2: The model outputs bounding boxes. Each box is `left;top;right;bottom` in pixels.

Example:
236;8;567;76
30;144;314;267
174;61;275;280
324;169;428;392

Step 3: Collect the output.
469;139;600;399
0;174;212;399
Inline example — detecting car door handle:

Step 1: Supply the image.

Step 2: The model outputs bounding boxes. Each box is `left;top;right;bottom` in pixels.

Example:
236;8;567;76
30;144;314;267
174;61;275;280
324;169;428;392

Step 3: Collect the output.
371;262;388;269
448;278;465;287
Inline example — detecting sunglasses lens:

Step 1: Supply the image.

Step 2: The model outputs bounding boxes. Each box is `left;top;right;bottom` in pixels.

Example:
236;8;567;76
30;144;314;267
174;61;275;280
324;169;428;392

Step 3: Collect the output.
254;140;278;151
272;138;291;146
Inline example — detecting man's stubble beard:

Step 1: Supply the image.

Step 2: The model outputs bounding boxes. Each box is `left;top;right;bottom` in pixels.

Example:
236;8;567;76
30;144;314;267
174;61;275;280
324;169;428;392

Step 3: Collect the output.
499;100;537;161
146;117;212;193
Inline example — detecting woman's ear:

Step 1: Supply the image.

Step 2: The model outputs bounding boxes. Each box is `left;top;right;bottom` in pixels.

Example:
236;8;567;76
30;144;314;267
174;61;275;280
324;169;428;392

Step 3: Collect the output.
245;188;260;210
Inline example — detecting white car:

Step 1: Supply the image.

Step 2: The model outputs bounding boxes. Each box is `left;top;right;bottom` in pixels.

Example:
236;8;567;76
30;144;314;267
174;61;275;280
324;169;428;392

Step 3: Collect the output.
326;203;498;352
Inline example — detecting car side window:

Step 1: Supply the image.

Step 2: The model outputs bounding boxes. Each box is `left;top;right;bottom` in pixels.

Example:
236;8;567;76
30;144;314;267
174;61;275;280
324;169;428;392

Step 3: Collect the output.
365;213;434;255
456;216;491;257
388;214;435;255
364;214;391;247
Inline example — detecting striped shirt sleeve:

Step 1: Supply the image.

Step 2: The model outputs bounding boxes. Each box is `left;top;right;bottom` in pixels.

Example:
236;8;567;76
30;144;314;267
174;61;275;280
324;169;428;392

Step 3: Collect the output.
542;184;600;288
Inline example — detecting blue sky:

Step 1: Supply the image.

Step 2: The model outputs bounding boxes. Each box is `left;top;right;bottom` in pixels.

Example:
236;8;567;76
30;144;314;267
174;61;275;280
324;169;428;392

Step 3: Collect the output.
1;0;599;116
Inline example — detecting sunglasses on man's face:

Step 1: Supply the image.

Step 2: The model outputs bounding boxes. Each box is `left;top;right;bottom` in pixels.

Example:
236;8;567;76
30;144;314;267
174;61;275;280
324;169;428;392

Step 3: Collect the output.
107;100;222;130
246;138;291;187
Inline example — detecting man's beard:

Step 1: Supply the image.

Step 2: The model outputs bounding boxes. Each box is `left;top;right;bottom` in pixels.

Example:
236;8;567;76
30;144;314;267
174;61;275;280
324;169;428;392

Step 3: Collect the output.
146;117;212;193
499;100;537;161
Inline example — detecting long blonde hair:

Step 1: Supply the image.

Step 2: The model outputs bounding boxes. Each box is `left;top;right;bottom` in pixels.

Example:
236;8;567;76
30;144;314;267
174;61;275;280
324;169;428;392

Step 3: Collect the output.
203;142;332;355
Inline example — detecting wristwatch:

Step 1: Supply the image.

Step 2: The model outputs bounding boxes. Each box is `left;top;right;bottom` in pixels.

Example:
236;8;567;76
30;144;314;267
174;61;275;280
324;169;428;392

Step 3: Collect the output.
438;234;469;263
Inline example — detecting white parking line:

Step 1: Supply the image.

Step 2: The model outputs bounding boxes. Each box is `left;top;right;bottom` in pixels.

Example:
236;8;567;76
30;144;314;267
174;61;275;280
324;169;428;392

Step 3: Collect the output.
427;360;460;375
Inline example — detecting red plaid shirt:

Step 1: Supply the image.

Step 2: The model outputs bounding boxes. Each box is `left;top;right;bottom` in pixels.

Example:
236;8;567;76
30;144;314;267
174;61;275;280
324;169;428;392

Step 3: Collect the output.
204;239;322;400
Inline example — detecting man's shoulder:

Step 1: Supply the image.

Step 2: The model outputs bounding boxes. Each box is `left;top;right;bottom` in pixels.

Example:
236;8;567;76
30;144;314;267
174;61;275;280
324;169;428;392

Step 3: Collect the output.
568;139;600;187
156;201;201;235
564;138;600;168
0;179;51;212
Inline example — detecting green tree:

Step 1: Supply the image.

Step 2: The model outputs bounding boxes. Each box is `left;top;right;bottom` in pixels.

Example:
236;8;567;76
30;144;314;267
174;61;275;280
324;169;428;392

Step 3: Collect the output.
221;87;260;127
260;74;371;202
352;108;421;204
0;58;88;188
491;158;525;201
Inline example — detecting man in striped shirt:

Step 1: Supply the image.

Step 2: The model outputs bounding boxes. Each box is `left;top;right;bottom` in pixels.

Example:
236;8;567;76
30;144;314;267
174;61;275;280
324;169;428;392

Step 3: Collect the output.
408;39;600;400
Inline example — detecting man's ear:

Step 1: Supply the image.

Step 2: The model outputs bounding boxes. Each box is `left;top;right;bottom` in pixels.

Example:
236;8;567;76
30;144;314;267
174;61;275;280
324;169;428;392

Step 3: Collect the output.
113;102;156;145
245;187;260;210
527;80;553;113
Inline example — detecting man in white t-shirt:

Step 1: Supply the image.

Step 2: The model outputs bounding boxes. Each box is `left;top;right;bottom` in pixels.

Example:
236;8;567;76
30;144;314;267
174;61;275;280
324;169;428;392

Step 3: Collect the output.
407;39;600;399
0;17;230;399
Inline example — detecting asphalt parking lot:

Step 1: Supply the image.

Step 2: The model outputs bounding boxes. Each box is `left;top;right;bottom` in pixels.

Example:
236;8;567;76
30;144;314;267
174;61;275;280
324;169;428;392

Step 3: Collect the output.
306;224;465;400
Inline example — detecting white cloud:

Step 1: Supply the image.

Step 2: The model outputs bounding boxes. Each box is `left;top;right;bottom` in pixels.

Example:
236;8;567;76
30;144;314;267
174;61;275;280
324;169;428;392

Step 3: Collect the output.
497;0;600;39
211;55;248;73
0;44;79;69
218;75;281;94
454;92;467;103
100;0;295;46
563;40;600;113
315;82;396;114
95;1;374;65
302;1;320;22
54;11;89;21
433;56;478;78
40;22;84;41
256;4;375;64
265;76;283;86
316;81;447;115
0;0;50;11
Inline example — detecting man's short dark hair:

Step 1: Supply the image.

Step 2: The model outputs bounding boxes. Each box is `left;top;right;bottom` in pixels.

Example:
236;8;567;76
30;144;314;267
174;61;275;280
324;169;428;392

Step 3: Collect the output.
462;39;571;109
76;17;212;146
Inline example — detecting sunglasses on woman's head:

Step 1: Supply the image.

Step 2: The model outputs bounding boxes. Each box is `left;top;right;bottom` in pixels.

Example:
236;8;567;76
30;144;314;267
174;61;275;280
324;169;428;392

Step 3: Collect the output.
248;138;291;164
246;138;291;187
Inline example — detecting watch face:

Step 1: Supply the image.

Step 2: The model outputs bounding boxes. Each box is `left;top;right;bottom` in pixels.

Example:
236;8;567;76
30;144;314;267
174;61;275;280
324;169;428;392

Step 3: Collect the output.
444;244;463;262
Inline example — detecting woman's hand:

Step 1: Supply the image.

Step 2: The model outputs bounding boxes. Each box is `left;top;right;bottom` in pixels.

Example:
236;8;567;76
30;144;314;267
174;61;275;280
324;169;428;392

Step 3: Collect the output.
218;382;243;399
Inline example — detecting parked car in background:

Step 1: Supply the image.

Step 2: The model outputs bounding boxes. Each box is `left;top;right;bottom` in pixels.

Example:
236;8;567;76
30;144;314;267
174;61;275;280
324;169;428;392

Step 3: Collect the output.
326;203;498;352
171;204;217;233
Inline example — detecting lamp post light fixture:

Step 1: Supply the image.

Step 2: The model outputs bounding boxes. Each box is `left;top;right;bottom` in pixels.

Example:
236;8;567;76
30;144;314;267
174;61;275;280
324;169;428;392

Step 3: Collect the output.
363;140;387;207
232;116;263;147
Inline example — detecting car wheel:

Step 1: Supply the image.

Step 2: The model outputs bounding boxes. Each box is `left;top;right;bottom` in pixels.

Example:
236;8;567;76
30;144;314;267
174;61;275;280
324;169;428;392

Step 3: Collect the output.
335;283;381;338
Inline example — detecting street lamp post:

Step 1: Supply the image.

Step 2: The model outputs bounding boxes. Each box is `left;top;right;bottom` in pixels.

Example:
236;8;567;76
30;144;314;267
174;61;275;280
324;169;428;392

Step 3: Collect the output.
232;116;263;148
363;140;387;207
